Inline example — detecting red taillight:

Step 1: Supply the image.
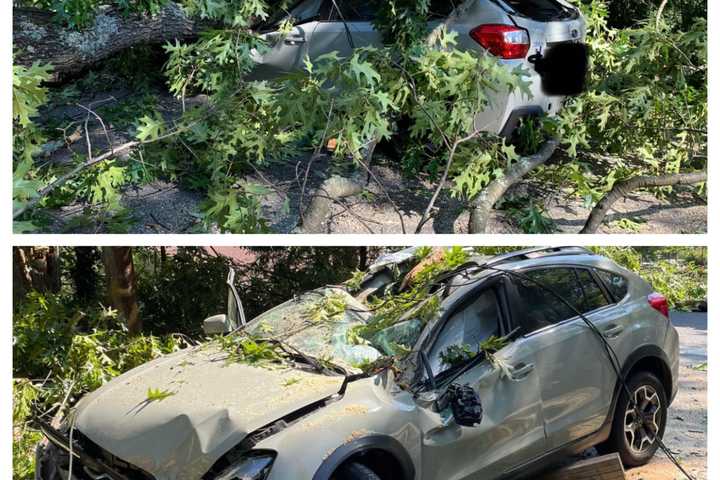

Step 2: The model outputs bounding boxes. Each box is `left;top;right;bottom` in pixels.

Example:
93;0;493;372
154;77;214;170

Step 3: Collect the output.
648;293;670;318
469;24;531;60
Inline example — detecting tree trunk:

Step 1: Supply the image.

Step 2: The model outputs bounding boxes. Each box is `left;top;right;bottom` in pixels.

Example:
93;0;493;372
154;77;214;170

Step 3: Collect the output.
13;3;199;80
580;171;708;234
13;247;62;303
468;139;560;234
72;247;100;301
102;247;141;335
13;248;34;304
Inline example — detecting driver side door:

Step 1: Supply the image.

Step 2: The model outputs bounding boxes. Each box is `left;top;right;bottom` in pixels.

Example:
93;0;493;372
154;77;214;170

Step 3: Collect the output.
418;279;548;480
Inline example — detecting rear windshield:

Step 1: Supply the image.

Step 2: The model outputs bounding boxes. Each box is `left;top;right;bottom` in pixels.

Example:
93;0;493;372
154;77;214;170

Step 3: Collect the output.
502;0;578;21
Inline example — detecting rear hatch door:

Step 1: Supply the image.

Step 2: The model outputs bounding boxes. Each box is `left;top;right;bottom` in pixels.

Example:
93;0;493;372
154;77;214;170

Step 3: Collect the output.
502;0;588;95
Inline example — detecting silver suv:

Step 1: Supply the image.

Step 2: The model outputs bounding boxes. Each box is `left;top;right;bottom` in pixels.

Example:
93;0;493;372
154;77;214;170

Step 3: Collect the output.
36;247;679;480
252;0;588;135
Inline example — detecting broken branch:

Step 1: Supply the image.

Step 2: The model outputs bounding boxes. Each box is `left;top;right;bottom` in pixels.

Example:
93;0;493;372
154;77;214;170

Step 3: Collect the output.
580;171;707;234
468;138;560;234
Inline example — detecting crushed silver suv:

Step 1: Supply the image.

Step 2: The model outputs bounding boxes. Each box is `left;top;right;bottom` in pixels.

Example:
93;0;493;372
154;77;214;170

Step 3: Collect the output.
35;247;679;480
252;0;588;135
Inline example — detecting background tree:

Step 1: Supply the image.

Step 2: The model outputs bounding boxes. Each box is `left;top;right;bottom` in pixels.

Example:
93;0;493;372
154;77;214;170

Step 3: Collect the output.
71;247;101;301
12;247;61;302
102;246;141;334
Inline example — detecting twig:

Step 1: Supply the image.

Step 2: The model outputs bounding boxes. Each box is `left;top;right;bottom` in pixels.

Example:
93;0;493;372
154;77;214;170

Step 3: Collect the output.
354;148;407;234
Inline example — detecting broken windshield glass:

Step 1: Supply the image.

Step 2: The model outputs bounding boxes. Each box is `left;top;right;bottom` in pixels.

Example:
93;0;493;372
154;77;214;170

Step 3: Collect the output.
243;288;382;370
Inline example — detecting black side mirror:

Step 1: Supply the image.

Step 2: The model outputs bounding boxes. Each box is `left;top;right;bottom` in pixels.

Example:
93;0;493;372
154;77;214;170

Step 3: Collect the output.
439;383;483;427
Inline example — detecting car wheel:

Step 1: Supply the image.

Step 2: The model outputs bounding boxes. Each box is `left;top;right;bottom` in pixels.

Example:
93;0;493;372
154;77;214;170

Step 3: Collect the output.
332;462;382;480
604;371;668;467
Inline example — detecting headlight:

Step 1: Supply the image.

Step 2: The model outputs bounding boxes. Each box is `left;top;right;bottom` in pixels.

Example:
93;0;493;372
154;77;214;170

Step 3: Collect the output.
215;451;276;480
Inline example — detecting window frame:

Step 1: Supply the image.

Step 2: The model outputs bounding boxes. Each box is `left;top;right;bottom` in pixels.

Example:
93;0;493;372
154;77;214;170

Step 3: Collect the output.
593;268;631;304
322;0;378;22
420;275;512;379
506;264;616;338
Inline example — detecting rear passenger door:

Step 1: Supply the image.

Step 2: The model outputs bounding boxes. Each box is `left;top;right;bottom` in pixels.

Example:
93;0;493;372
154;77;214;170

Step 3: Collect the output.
306;0;383;62
507;266;627;450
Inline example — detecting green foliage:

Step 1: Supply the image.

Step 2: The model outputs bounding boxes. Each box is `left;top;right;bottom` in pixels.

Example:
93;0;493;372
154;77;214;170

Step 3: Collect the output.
555;0;706;199
13;63;53;128
12;291;189;479
217;333;283;366
13;61;53;232
134;247;231;334
511;202;556;234
18;0;169;28
146;387;175;401
307;291;348;323
592;247;707;309
151;5;531;231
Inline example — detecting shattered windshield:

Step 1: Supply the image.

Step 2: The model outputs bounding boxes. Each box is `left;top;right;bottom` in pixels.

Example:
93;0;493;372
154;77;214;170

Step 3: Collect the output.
241;287;440;371
243;288;383;370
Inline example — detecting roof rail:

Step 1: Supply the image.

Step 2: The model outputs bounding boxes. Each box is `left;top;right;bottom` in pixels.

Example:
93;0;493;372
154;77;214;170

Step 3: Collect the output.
481;246;593;268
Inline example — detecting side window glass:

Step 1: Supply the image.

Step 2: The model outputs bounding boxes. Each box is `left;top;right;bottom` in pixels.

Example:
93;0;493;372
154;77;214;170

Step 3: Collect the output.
329;0;377;21
286;0;323;25
428;289;500;375
514;268;584;334
429;0;457;19
596;270;629;303
576;269;610;312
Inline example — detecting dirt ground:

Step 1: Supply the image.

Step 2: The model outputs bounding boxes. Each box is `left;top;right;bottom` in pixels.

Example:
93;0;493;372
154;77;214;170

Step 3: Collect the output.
619;312;707;480
33;83;706;234
46;153;707;234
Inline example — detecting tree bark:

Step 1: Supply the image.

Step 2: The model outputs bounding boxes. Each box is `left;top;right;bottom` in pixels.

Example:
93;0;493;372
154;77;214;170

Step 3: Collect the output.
102;247;141;335
580;171;708;234
13;247;62;302
468;139;560;234
13;248;34;304
14;3;199;80
294;174;365;234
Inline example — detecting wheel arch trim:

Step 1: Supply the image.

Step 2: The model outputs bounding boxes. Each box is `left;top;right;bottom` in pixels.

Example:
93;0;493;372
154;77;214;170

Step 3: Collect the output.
311;434;415;480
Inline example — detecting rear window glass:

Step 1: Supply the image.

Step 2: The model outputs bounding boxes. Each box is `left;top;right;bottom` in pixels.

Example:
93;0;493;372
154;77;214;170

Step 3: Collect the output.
513;268;585;333
596;270;629;303
330;0;376;21
429;0;457;19
502;0;576;21
576;269;610;312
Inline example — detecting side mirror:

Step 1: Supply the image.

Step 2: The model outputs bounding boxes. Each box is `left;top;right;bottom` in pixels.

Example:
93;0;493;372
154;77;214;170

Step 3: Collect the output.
438;384;483;427
203;314;232;335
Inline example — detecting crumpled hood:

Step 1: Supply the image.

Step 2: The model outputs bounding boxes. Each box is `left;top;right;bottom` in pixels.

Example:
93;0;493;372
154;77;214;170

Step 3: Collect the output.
73;344;345;480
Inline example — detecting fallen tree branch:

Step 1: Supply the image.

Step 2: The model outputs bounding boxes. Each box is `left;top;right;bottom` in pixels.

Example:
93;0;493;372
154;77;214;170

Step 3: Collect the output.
13;140;140;219
294;173;365;233
14;3;199;80
580;171;707;234
468;138;560;234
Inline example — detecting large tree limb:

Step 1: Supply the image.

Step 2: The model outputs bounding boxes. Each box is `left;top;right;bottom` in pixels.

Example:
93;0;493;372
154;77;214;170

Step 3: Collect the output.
580;171;707;234
294;174;365;234
468;139;560;234
14;3;199;79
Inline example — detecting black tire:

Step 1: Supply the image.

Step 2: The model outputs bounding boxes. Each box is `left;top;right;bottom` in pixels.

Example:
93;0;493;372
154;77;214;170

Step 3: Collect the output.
601;371;668;467
332;462;382;480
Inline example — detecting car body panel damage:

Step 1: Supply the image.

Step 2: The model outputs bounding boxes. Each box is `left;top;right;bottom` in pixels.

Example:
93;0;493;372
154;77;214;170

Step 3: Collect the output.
70;345;346;479
36;247;680;480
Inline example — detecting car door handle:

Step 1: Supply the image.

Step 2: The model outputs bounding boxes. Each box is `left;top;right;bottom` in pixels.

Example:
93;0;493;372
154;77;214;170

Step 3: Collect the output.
510;363;535;381
284;37;306;45
603;324;624;339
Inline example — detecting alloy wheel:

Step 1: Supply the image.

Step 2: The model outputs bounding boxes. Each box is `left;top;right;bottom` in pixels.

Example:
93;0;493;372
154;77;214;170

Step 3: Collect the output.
623;385;662;454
